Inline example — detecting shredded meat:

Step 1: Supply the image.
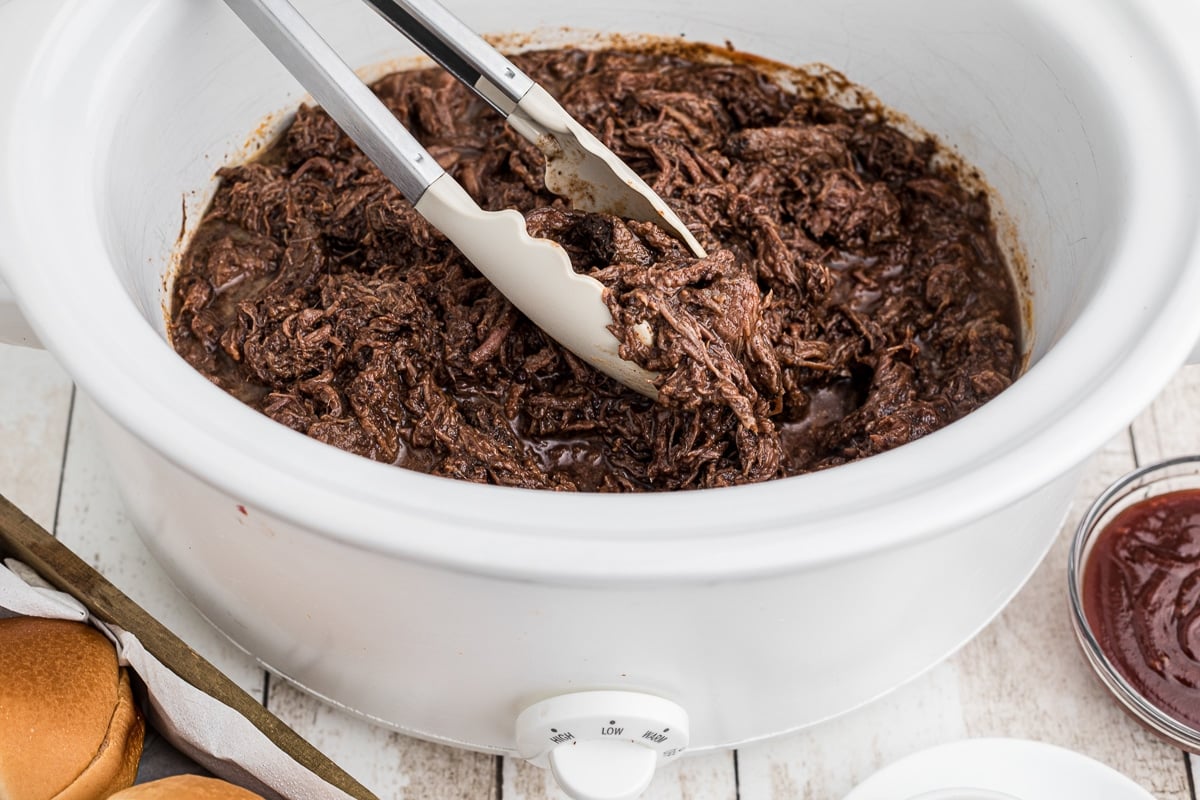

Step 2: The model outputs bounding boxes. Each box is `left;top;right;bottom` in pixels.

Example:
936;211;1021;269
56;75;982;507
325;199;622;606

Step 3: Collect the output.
170;46;1021;492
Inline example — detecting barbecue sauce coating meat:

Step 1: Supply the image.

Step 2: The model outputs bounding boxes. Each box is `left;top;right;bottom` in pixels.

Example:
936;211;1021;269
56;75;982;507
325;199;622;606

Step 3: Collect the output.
170;47;1021;492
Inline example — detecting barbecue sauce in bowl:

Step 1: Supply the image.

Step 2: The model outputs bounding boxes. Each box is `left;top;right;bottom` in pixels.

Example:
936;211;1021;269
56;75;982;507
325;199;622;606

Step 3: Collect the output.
1078;483;1200;740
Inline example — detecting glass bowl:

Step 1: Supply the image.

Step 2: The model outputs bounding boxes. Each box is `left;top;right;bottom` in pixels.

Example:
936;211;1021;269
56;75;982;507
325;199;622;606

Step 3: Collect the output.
1067;454;1200;753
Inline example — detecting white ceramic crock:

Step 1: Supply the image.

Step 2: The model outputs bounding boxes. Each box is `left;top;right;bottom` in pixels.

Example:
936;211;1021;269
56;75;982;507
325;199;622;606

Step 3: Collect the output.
2;0;1200;789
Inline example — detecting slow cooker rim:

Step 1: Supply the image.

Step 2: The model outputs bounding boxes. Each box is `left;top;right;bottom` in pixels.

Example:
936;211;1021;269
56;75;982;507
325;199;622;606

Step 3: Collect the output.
4;0;1200;584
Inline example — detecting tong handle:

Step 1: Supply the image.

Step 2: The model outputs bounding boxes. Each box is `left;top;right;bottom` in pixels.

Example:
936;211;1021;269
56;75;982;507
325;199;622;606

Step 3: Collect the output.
224;0;446;203
360;0;534;114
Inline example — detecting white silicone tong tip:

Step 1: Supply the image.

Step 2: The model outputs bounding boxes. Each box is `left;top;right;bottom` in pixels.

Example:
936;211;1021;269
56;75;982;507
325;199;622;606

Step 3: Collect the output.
509;86;708;259
416;175;660;398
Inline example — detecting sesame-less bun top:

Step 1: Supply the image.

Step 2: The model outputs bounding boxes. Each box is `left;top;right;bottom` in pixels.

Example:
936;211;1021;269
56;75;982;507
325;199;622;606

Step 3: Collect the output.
0;616;145;800
108;775;266;799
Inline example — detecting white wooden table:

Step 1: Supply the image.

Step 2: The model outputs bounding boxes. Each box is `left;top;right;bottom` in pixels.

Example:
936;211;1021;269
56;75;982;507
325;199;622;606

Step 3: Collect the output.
2;342;1197;799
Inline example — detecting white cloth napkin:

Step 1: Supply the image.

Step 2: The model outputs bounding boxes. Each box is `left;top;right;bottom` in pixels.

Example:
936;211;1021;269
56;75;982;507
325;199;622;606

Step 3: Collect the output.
0;557;362;800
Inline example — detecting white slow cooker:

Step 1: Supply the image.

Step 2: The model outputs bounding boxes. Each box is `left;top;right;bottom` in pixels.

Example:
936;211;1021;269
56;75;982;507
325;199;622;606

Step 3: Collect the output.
2;0;1200;797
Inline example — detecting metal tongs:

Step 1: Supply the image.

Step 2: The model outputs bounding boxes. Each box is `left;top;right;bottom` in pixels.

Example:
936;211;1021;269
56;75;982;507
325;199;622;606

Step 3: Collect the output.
222;0;707;397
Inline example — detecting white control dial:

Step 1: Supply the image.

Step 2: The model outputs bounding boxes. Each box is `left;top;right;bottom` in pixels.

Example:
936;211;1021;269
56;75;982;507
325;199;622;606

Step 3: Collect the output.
515;690;690;800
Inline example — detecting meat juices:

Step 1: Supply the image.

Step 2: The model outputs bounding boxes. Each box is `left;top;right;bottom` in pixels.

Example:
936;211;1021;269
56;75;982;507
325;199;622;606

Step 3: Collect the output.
170;47;1021;492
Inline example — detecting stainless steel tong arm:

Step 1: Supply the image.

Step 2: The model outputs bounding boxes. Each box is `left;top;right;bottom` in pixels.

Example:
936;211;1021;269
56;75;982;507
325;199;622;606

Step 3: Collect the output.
361;0;707;257
224;0;446;204
360;0;534;114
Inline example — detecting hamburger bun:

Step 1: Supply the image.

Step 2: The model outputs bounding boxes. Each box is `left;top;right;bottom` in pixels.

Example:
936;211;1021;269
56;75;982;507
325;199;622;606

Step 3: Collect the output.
108;776;265;799
0;616;144;800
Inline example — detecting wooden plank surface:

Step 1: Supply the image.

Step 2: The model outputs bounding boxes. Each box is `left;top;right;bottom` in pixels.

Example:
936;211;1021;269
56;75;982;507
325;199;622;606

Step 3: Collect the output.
0;346;72;530
1;340;1197;799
